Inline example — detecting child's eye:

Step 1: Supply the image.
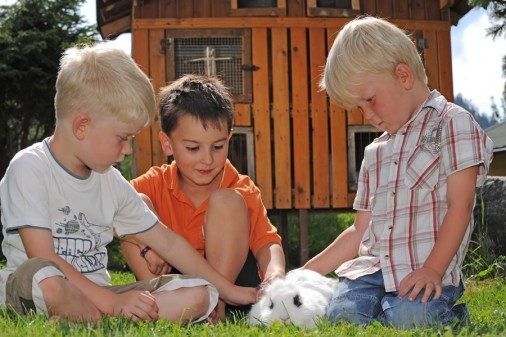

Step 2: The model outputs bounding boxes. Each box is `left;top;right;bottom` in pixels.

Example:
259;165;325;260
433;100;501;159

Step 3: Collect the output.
213;145;224;151
366;96;375;103
119;135;135;142
186;146;199;152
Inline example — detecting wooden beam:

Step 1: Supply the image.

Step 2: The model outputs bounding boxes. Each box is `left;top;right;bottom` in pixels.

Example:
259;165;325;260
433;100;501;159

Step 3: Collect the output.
133;17;451;31
299;209;309;264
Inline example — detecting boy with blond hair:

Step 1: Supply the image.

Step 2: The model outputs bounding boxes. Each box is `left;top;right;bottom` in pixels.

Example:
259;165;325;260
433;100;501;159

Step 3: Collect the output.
0;43;255;323
303;17;493;328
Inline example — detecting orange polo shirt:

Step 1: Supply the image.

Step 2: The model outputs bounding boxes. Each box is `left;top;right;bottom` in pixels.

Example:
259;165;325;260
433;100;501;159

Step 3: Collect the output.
130;160;281;257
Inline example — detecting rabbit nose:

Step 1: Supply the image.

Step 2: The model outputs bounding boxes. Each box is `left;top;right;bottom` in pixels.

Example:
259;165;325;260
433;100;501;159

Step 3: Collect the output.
279;315;289;322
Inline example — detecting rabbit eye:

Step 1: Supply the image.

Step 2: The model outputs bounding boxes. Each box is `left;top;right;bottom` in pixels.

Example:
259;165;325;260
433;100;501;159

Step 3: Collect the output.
293;294;302;307
269;300;274;309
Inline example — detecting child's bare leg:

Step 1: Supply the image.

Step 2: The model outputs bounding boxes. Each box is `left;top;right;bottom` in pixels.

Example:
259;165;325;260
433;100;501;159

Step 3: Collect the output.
40;276;102;322
204;189;250;321
154;286;210;323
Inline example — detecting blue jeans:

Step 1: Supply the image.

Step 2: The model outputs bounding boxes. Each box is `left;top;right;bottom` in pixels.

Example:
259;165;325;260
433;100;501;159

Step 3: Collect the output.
326;270;469;329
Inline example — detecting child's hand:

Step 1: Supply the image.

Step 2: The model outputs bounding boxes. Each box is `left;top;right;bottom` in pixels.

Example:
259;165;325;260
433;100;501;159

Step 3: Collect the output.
144;249;172;275
257;270;285;298
221;285;257;306
398;267;442;303
262;269;285;284
112;290;159;322
208;300;226;323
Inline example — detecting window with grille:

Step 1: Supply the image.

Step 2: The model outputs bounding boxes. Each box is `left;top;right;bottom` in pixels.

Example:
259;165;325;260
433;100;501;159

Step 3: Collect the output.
347;125;383;191
307;0;360;17
164;29;252;103
228;126;255;181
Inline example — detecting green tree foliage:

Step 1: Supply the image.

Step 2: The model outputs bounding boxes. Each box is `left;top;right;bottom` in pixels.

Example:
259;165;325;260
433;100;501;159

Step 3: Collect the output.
469;0;506;38
0;0;98;179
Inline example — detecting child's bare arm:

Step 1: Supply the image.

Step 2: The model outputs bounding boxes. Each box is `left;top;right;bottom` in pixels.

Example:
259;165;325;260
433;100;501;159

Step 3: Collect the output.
256;242;285;284
303;210;371;275
133;222;257;306
19;227;159;321
399;165;479;303
120;236;172;279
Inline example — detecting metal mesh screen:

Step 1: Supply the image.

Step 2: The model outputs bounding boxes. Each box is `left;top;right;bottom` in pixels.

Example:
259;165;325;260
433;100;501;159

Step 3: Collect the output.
174;38;244;96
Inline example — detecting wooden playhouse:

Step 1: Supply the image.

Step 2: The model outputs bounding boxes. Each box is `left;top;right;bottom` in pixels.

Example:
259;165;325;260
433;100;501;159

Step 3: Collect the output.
96;0;471;262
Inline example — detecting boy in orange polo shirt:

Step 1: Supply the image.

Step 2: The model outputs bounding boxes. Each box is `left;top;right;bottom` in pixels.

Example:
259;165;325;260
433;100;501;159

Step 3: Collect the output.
120;74;285;321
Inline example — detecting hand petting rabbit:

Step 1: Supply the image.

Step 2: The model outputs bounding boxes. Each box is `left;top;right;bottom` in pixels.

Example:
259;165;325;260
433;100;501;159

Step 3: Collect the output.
248;268;337;328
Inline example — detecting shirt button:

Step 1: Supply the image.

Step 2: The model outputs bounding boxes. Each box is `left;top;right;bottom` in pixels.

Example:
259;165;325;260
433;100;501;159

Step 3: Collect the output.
388;225;393;229
391;191;396;196
394;160;398;165
385;255;390;259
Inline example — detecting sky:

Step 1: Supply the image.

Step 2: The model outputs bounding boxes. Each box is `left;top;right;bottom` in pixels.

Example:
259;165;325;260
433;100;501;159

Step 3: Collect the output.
3;0;506;118
451;7;506;118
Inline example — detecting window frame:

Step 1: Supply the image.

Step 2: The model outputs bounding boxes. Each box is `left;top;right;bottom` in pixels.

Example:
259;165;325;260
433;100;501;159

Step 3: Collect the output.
229;0;287;17
164;28;253;103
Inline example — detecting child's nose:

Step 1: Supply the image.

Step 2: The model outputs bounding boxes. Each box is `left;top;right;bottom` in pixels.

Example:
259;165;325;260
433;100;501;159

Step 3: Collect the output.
362;107;375;121
122;140;133;155
201;149;213;164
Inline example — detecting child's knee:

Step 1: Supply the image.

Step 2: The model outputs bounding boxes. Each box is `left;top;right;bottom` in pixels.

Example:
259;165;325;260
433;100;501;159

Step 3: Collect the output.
39;276;68;306
326;294;381;326
189;286;210;312
206;189;249;234
5;258;64;315
173;286;211;322
381;297;445;329
208;189;246;211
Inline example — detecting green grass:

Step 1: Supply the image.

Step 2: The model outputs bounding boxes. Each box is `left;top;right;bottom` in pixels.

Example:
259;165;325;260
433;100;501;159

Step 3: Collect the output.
0;212;505;336
0;273;504;336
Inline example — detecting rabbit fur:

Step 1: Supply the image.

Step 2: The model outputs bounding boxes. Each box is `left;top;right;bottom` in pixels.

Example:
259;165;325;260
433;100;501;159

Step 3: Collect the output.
248;268;337;328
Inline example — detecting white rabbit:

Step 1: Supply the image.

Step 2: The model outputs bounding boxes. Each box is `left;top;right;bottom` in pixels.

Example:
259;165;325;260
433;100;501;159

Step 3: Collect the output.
248;269;337;328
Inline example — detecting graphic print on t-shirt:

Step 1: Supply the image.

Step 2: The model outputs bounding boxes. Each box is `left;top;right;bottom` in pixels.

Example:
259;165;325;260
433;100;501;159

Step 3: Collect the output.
54;206;110;273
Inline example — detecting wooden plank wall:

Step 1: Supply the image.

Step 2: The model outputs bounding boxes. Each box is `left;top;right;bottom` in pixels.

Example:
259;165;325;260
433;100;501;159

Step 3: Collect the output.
133;0;444;20
132;16;453;211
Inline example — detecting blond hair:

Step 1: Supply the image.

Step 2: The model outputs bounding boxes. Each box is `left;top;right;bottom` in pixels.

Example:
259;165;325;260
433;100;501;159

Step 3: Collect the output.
321;16;428;109
54;42;156;127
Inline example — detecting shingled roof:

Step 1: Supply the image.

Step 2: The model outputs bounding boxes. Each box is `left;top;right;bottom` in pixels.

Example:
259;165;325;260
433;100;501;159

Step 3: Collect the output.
486;121;506;153
96;0;131;39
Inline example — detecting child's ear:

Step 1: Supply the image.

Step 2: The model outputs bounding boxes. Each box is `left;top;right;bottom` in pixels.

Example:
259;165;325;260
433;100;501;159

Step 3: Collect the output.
72;114;91;140
395;63;414;90
159;131;174;156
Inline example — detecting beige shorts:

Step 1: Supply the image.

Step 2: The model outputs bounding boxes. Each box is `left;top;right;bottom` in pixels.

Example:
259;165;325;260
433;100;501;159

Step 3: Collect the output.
6;257;218;322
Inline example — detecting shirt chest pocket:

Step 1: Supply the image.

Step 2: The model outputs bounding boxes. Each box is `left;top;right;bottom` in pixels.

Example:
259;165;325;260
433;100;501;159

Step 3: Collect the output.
404;145;440;190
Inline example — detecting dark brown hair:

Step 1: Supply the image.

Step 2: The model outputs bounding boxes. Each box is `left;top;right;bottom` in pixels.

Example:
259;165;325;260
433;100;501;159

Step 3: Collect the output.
158;74;234;135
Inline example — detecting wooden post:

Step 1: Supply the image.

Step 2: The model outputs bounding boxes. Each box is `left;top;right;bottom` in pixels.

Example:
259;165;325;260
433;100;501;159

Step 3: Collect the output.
299;209;309;265
279;211;289;266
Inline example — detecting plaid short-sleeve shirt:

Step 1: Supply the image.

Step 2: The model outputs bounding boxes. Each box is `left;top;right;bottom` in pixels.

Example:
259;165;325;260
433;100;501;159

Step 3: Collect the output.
336;91;494;292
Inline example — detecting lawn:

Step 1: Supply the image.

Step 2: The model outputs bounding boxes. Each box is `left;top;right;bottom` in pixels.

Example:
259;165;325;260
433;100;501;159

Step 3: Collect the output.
0;271;504;337
0;212;504;336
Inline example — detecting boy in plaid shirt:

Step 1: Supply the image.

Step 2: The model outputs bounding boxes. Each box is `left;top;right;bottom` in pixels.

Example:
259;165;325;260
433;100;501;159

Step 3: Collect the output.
303;17;493;328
